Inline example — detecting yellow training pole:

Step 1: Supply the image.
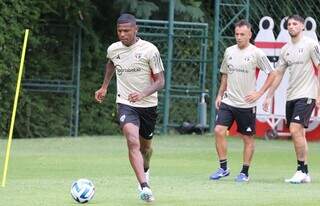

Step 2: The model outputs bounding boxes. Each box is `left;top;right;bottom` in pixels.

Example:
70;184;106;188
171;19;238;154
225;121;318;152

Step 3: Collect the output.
2;29;30;187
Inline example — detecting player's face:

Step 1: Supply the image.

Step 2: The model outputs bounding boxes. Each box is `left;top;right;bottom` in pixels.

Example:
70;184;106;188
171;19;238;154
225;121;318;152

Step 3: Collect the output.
235;26;252;49
287;19;304;38
117;23;138;46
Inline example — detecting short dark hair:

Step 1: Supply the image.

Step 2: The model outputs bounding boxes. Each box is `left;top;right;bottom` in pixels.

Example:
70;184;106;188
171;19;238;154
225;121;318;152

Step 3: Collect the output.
234;19;252;30
287;14;304;24
117;13;136;25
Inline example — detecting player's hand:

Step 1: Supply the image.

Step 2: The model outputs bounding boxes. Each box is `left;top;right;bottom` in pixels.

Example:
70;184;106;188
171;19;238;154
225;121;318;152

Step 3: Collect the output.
245;91;262;104
128;92;144;103
262;97;272;112
316;96;320;108
215;95;222;109
95;87;107;103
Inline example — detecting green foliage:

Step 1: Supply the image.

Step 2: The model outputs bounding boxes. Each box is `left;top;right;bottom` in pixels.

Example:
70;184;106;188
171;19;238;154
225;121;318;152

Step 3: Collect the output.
0;0;119;137
0;0;209;137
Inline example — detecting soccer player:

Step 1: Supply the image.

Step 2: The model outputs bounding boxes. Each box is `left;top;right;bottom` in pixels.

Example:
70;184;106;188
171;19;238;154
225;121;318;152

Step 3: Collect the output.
263;15;320;184
209;20;275;182
95;13;165;201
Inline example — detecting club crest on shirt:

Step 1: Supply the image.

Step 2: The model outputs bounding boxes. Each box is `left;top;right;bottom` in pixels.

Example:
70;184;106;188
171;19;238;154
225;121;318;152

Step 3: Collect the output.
298;48;303;53
134;53;142;59
244;56;251;62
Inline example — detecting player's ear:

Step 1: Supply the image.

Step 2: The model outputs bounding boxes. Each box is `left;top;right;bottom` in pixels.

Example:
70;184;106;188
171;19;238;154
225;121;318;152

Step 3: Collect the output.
248;30;252;39
135;25;138;34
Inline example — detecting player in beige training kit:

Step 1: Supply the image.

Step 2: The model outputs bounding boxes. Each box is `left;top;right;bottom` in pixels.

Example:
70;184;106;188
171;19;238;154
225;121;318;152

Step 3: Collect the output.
95;13;164;202
209;20;276;182
263;15;320;184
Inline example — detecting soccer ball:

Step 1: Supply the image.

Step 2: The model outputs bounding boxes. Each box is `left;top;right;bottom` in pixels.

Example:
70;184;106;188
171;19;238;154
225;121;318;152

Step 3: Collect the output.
71;178;95;203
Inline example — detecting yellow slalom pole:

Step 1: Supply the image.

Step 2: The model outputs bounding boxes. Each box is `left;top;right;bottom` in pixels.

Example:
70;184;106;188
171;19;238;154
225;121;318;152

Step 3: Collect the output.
2;29;30;187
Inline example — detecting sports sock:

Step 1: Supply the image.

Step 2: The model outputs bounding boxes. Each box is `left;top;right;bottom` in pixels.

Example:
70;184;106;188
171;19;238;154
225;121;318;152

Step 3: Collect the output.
240;164;249;176
305;164;308;174
297;160;305;172
140;182;149;189
219;159;227;170
144;167;149;173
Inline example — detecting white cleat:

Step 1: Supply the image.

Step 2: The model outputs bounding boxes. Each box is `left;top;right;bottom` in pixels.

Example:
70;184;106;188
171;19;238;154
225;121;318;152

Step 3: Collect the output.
285;171;309;184
139;187;155;202
302;174;311;183
138;169;150;192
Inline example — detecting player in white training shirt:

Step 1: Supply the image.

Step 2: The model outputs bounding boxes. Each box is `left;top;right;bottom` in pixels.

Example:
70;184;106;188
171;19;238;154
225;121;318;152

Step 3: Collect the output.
95;14;164;202
209;20;276;182
263;15;320;184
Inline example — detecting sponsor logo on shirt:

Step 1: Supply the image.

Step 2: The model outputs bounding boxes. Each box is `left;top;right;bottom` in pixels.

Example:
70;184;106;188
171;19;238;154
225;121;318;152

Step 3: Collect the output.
227;64;249;74
115;65;142;76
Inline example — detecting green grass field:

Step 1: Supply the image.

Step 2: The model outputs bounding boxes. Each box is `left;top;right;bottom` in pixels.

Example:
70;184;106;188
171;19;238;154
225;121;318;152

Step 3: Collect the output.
0;135;319;206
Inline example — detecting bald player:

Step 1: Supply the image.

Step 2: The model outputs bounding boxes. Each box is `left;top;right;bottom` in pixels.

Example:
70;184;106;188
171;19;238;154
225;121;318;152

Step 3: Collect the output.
95;13;165;202
263;15;320;184
209;19;275;182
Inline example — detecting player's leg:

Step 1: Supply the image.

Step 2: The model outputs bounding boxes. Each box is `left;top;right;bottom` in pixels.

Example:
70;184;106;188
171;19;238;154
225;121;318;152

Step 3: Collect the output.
210;103;233;180
117;104;148;188
122;123;146;185
285;98;315;183
234;106;256;182
138;137;152;193
138;106;157;201
140;137;152;175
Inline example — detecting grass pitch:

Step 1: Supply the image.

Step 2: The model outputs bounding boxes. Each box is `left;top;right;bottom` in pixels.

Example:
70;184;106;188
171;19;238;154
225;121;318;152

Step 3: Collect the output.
0;135;319;205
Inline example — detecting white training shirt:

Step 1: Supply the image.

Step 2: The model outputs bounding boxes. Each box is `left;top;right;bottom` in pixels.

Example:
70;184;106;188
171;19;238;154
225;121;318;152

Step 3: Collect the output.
220;43;274;108
277;36;320;101
107;38;164;107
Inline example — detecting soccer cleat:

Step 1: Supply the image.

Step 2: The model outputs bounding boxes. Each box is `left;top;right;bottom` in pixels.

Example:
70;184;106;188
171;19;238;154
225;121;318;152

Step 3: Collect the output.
285;171;308;184
138;170;150;192
303;174;311;183
209;168;230;180
139;187;154;202
235;173;249;182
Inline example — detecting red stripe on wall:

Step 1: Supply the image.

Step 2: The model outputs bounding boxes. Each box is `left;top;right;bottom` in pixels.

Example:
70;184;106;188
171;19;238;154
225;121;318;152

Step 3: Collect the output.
255;42;286;49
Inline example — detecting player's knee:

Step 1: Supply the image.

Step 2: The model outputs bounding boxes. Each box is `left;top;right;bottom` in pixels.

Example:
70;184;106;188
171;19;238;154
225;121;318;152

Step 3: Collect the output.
214;126;227;138
140;147;153;157
244;137;255;149
289;125;303;138
126;135;140;150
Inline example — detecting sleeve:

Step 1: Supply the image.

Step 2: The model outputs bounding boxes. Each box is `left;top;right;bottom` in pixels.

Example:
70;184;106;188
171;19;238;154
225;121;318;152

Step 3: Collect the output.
106;45;112;60
149;46;164;74
310;40;320;67
256;49;274;74
276;47;288;72
220;50;228;74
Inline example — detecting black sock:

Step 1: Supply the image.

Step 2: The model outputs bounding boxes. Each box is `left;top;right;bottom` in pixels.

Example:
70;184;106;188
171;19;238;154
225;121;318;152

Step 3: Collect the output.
305;164;308;174
144;167;149;173
240;164;249;176
219;159;227;170
297;160;305;172
140;182;149;189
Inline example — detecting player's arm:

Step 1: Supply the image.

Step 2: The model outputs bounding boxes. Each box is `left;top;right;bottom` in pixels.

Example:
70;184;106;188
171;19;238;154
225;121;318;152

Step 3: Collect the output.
215;73;227;109
245;70;276;104
95;60;116;103
245;52;276;103
128;71;165;103
262;69;285;112
310;42;320;108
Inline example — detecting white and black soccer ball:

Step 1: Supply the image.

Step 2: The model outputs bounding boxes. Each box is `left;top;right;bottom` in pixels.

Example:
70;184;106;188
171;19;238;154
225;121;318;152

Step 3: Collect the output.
71;178;95;203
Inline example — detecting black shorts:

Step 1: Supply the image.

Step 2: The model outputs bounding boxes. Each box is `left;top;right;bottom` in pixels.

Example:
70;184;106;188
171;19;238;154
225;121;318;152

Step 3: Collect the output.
117;103;157;139
286;98;315;128
216;102;256;136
